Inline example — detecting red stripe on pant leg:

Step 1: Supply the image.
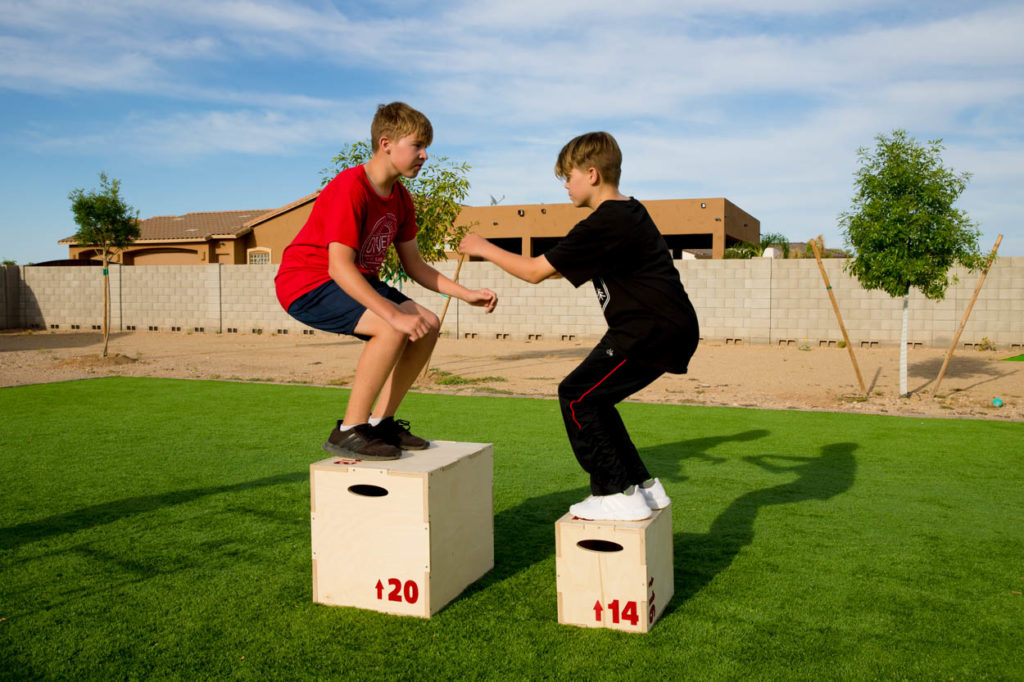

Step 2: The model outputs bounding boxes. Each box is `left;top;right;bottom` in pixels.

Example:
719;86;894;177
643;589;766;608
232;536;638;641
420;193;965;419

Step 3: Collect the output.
569;359;628;429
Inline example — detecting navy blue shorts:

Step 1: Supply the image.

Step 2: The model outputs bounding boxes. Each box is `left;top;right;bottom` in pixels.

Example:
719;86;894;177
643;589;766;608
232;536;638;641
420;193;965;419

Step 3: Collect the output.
286;277;411;340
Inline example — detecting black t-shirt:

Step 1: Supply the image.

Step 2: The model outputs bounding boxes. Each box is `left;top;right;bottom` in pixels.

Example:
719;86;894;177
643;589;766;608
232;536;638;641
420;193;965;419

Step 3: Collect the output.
544;198;699;373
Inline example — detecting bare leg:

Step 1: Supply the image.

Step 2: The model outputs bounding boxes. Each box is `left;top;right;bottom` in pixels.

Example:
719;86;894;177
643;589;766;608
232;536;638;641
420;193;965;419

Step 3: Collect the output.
373;301;439;419
342;302;411;425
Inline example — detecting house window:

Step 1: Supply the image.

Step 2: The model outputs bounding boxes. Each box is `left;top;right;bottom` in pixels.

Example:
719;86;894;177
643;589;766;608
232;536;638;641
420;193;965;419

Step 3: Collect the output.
247;248;271;265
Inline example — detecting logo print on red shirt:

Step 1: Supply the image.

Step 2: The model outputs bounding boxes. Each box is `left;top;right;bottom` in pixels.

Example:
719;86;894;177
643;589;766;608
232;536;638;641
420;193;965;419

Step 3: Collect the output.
359;213;398;272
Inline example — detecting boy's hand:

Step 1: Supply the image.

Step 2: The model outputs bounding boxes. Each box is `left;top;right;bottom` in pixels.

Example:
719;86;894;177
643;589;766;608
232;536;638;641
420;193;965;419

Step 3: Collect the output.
465;287;498;313
391;309;436;342
458;233;488;257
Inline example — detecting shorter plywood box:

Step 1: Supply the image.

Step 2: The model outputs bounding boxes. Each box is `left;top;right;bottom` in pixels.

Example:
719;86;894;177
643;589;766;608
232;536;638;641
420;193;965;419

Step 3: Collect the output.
555;506;673;633
310;440;493;618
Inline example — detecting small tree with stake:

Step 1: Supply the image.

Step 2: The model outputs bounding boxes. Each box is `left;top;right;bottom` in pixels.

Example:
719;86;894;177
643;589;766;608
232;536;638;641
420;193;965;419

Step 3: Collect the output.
839;129;983;396
68;173;140;358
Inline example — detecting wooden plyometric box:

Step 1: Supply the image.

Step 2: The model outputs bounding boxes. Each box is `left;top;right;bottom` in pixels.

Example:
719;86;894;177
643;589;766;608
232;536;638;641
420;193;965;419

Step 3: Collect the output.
310;441;493;618
555;506;673;633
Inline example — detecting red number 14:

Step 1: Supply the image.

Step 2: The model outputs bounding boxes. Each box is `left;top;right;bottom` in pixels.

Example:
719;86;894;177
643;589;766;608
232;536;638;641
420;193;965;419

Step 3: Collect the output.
593;599;639;626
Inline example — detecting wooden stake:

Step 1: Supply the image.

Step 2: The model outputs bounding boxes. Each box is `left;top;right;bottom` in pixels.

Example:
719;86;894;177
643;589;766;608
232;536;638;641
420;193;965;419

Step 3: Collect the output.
811;236;867;396
933;234;1002;395
420;252;467;380
437;252;466;330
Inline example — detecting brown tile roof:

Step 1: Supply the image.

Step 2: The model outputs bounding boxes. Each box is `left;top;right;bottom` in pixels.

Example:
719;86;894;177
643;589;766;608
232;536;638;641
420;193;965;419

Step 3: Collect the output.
61;209;272;244
243;191;320;228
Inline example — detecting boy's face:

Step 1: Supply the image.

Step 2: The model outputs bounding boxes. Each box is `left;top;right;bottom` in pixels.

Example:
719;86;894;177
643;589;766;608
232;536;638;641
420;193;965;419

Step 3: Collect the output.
563;166;596;208
384;133;429;178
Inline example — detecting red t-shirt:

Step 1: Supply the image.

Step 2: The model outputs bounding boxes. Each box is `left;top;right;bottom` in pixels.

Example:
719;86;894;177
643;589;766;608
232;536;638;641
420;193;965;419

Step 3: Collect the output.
275;165;418;309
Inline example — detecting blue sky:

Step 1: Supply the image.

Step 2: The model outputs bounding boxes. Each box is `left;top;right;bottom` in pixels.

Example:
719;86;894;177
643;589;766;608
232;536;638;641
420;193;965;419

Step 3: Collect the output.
2;0;1022;264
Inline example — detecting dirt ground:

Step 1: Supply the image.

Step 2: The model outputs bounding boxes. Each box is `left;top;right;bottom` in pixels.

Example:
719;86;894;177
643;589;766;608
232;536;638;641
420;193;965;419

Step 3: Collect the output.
1;330;1022;421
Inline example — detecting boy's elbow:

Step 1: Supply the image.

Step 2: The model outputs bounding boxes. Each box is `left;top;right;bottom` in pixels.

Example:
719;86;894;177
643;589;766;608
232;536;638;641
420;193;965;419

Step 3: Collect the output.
525;257;555;283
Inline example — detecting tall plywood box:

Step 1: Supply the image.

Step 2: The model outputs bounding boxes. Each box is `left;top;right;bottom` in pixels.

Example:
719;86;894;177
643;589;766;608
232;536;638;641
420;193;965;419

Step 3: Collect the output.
310;441;493;617
555;506;673;633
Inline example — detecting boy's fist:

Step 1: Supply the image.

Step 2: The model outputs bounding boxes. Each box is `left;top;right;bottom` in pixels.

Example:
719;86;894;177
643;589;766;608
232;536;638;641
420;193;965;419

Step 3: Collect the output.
468;288;498;313
458;233;487;257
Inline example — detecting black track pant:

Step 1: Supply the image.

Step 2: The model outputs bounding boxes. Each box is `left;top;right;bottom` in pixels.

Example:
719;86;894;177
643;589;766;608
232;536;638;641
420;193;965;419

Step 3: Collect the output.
558;338;664;495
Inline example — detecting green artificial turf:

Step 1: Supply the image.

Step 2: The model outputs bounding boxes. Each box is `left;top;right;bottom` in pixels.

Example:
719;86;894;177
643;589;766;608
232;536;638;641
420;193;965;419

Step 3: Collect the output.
1003;353;1024;362
1;377;1021;680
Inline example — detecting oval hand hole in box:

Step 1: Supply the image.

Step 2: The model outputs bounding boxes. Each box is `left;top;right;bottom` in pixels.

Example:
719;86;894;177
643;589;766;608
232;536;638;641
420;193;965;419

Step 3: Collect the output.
577;539;623;553
348;484;389;497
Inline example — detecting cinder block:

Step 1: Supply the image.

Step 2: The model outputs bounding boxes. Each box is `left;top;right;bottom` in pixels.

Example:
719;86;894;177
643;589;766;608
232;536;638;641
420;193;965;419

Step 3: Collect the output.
555;507;674;633
310;441;493;618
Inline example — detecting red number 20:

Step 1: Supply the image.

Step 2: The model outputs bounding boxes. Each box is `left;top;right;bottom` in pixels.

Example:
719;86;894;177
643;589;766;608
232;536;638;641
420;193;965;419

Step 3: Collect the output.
382;578;419;604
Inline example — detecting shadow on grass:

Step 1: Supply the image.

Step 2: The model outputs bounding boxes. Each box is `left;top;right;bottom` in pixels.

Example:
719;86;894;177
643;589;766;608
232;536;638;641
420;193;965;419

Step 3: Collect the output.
470;432;856;618
644;429;772;482
476;430;776;588
0;471;307;550
473;430;779;588
666;441;857;615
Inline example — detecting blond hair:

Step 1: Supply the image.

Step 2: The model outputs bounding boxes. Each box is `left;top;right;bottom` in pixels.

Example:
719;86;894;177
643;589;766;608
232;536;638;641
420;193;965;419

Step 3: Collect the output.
554;131;622;186
371;102;433;152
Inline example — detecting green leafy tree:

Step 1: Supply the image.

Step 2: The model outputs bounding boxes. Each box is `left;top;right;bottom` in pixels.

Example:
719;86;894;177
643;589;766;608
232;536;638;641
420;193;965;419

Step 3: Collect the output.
839;129;983;396
724;232;791;259
68;173;140;357
322;140;473;283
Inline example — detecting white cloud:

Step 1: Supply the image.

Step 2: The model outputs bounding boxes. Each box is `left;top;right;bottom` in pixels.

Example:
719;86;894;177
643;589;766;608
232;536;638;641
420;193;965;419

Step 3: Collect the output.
1;0;1021;260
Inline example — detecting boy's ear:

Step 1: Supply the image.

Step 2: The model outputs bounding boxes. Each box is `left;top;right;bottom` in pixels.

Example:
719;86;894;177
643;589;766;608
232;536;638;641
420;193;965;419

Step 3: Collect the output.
586;166;600;185
377;135;392;154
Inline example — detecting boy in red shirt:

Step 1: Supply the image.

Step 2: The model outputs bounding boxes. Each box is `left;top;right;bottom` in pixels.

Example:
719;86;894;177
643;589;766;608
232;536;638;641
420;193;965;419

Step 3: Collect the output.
459;132;700;521
276;102;497;460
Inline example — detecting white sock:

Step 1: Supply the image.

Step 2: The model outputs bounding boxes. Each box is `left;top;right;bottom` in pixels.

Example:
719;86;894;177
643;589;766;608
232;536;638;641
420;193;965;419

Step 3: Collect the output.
368;417;384;427
338;423;360;432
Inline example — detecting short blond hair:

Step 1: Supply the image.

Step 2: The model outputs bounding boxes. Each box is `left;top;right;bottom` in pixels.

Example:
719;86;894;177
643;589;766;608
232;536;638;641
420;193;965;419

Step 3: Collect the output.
554;131;622;186
371;102;433;152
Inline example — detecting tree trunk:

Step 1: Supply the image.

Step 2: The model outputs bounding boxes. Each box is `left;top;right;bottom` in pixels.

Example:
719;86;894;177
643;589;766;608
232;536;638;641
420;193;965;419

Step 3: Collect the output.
899;294;908;397
101;254;110;358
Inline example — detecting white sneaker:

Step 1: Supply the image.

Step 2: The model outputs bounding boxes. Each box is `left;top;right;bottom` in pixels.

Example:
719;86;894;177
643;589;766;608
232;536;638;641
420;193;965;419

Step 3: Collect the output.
638;478;671;509
569;486;653;521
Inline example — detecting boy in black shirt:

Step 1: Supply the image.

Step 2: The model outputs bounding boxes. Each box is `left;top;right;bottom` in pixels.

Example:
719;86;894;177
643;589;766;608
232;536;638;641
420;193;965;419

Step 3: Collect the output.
459;131;700;521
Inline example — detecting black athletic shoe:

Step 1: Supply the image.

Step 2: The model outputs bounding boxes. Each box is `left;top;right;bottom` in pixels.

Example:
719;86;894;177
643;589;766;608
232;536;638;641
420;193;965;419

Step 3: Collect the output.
372;417;430;450
322;422;401;460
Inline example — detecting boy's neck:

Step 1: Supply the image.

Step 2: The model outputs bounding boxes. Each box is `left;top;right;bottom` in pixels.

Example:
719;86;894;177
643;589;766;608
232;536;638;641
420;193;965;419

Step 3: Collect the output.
362;155;400;197
585;185;629;210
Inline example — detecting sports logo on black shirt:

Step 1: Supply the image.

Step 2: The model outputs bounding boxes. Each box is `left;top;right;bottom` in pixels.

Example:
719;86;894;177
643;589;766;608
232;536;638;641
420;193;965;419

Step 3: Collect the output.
594;277;610;310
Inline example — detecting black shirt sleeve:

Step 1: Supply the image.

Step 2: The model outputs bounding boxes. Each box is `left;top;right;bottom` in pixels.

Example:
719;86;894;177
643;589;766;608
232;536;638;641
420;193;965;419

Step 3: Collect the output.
543;208;625;288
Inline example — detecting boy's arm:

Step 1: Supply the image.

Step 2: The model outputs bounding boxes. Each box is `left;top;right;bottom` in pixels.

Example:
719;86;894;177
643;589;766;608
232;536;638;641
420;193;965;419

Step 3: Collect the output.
458;233;558;284
394;240;497;312
327;242;434;340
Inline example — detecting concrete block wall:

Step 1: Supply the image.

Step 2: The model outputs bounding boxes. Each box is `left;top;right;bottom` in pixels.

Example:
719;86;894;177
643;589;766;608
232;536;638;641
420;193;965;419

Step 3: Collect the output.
1;265;21;330
421;262;606;341
959;257;1024;347
220;264;300;333
119;265;220;332
19;265;118;331
8;258;1024;349
682;258;773;344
